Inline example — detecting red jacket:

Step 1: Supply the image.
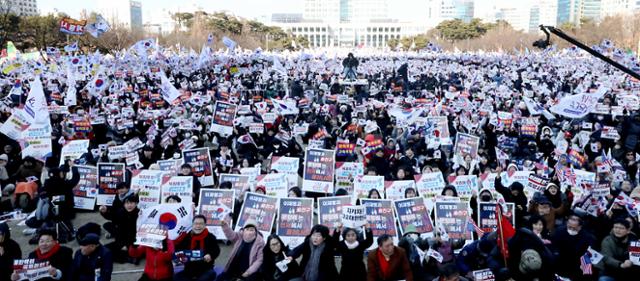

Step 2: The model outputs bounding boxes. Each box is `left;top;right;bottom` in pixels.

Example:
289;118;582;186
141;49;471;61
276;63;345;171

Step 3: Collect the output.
128;240;175;280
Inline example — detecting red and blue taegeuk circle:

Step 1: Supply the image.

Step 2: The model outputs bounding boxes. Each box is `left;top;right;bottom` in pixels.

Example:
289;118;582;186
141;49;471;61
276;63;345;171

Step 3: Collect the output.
159;212;177;230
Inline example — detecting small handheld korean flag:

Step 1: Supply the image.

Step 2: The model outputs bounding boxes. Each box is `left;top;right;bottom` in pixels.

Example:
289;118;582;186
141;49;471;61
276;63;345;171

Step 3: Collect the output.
222;36;237;51
207;34;214;45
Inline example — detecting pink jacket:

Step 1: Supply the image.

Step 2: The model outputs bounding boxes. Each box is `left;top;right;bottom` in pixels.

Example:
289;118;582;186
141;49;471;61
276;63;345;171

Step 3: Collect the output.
221;223;265;275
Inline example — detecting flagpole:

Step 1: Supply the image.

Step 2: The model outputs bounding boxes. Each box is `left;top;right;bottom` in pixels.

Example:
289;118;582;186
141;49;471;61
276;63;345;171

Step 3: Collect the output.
497;204;508;266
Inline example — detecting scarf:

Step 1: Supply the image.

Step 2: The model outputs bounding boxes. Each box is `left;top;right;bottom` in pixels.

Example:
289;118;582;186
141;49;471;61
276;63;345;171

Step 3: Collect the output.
303;240;325;281
190;228;209;250
36;243;61;260
345;240;359;250
118;189;134;201
377;249;391;279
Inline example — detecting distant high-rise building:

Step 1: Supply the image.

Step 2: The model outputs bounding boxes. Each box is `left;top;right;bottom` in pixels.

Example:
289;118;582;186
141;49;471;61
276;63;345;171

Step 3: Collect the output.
557;0;582;25
2;0;38;16
580;0;602;21
600;0;640;18
99;0;143;29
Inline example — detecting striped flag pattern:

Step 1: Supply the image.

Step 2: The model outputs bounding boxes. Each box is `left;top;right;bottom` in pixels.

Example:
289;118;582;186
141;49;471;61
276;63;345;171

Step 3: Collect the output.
580;253;592;275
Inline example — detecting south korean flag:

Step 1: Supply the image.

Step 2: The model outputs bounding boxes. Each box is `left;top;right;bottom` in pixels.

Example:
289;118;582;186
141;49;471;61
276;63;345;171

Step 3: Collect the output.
138;203;193;239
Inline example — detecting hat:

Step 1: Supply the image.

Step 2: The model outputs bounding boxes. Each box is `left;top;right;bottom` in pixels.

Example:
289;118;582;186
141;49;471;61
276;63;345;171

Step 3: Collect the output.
79;233;100;246
519;249;542;273
546;183;559;191
243;219;258;230
0;154;8;161
255;185;266;194
403;224;419;235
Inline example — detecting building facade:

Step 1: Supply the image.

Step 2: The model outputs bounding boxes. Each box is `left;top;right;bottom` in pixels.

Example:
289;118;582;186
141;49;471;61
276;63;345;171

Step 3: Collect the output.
98;0;143;29
2;0;38;16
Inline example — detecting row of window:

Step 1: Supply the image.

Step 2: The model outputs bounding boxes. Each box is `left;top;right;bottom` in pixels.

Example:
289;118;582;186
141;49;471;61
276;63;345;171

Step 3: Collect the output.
290;26;403;33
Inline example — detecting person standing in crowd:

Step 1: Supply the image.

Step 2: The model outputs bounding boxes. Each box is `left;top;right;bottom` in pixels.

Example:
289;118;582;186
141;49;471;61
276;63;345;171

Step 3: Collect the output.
342;53;359;80
287;224;338;281
0;222;21;281
12;229;73;281
174;215;221;281
260;234;300;281
333;223;373;281
71;233;113;281
367;234;413;281
219;218;264;281
128;232;175;281
597;219;640;280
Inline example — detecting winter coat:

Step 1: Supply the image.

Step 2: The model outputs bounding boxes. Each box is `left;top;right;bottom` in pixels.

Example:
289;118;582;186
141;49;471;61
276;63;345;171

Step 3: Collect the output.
551;226;596;280
367;247;413;281
221;222;264;276
71;245;113;281
0;223;21;281
173;230;221;276
128;240;175;280
27;245;73;281
597;232;640;280
334;228;374;281
289;236;339;281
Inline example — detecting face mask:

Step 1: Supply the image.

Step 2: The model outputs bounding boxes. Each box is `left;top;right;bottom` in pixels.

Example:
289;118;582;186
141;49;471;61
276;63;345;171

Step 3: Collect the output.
408;233;419;242
567;229;578;236
597;115;604;121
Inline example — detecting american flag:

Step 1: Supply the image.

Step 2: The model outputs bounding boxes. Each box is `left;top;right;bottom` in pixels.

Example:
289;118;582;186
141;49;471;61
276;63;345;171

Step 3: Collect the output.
580;253;592;275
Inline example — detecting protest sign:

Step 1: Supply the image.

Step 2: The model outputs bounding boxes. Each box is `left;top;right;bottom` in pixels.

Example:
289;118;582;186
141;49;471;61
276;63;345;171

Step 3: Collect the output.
137;203;192;239
12;259;51;281
630;241;640;266
183;148;214;186
317;196;352;234
527;174;550;193
107;145;127;161
174;250;204;264
447;175;478;199
249;122;264;134
434;200;472;240
157;159;182;176
426;116;451;145
415;172;446;200
550;88;607;119
161;176;193;203
335;162;364;193
235;192;278;238
394;197;434;236
256;173;288;198
472;269;496;281
219;173;252;199
500;171;533;189
20;123;52;161
352;175;384;204
478;202;516;235
59;17;86;35
96;163;125;206
211;101;237;136
361;199;398;249
198;188;235;238
601;126;620;140
336;141;356;158
135;224;168;248
131;170;165;209
59;139;89;166
0;110;31;140
270;156;299;187
240;167;260;184
277;197;314;247
454;133;480;159
72;165;97;210
341;205;366;228
384;180;416;201
302;148;335;193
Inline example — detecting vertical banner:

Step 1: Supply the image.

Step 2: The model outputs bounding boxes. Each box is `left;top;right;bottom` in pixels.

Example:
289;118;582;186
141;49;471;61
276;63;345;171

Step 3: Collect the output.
302;148;335;194
211;101;237;136
394;197;434;236
137;203;192;239
384;180;416;201
219;174;252;199
454;133;480;159
317;196;352;234
361;199;398;249
478;202;516;235
256;173;288;198
270;156;299;187
235;192;278;238
161;176;194;203
335;162;364;193
198;189;235;239
73;165;97;210
277;197;314;248
183;148;214;186
97;163;125;206
434;200;472;240
352;175;385;204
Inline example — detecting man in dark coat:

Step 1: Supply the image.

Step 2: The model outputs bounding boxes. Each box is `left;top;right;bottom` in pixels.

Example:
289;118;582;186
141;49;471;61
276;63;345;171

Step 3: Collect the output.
18;229;73;281
0;222;21;281
71;233;113;281
551;215;596;280
174;215;221;281
103;194;139;263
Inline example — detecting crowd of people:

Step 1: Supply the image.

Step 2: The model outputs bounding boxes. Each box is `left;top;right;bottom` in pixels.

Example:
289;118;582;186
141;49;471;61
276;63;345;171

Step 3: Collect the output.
0;38;640;281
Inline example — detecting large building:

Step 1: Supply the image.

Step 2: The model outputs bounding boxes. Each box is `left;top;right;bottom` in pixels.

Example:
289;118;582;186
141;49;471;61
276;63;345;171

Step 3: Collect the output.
2;0;38;16
557;0;582;25
271;0;427;48
98;0;143;30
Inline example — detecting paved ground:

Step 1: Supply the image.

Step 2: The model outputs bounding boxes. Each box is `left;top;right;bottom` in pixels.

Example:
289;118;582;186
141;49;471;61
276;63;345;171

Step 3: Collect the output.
7;211;236;281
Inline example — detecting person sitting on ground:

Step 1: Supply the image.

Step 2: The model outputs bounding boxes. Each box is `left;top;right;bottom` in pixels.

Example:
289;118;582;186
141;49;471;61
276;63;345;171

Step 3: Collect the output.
12;229;73;281
218;218;264;281
174;215;221;281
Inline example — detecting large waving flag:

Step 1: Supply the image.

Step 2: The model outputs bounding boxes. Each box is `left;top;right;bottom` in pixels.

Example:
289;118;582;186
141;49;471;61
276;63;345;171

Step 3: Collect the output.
86;14;111;38
270;98;299;115
64;41;79;53
550;87;608;118
159;71;180;103
130;38;155;58
23;77;50;124
222;36;237;50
